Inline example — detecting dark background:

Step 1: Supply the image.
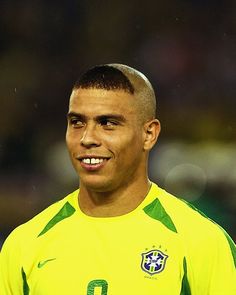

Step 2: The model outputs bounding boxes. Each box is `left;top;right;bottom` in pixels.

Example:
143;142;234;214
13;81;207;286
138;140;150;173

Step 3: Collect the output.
1;0;236;246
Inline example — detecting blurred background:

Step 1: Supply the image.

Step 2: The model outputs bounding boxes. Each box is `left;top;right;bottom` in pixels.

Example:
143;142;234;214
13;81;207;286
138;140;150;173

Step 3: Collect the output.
1;0;236;247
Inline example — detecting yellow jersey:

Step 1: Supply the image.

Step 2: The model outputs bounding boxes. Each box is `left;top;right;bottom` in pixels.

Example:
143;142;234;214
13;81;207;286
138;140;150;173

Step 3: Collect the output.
0;183;236;294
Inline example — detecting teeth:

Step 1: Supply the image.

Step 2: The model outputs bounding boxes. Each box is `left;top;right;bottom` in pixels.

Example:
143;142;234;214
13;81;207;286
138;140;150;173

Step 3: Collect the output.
83;158;90;164
82;158;104;165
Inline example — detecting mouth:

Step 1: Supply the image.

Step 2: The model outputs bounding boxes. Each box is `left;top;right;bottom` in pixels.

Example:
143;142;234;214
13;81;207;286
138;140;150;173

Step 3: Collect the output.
81;158;106;165
77;156;110;171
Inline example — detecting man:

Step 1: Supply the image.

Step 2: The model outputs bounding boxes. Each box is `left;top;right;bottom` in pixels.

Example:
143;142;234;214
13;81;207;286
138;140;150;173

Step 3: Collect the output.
0;64;235;294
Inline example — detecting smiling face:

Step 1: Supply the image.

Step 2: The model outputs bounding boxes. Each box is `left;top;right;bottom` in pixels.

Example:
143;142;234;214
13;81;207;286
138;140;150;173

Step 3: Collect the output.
66;88;152;192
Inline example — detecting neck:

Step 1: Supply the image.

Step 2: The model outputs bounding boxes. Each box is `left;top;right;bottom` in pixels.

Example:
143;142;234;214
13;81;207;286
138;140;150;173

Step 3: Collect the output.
78;177;151;217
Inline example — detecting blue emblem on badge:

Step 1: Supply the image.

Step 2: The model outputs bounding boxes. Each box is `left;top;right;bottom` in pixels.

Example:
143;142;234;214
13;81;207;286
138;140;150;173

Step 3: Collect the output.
141;249;168;275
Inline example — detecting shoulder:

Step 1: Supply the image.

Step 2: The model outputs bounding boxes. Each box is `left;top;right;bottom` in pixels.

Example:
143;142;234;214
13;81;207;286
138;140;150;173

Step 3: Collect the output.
150;183;234;247
151;183;236;291
1;190;79;251
150;183;236;275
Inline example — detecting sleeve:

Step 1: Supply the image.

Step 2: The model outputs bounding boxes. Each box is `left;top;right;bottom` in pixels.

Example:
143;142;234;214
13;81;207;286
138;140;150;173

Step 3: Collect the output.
187;226;236;295
206;230;236;294
0;230;24;295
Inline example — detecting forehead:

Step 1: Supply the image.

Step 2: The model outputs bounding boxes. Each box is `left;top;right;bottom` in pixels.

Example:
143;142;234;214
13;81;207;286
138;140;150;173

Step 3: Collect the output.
69;88;137;116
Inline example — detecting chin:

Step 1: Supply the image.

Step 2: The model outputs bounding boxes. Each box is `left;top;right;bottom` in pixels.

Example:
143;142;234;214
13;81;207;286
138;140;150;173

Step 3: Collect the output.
80;176;114;192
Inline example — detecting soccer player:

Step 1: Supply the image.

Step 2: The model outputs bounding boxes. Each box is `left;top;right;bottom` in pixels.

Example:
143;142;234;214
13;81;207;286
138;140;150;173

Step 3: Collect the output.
0;64;235;295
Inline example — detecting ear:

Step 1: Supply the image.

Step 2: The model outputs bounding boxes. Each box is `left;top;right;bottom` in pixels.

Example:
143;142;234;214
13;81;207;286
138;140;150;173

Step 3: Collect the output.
143;119;161;151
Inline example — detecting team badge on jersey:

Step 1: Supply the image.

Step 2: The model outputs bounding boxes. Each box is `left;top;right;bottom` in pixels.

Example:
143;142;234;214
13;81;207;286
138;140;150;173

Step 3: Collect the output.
141;249;168;275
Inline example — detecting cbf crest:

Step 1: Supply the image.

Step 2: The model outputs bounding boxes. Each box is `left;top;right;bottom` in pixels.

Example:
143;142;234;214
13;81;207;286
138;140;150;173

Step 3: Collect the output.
141;249;168;275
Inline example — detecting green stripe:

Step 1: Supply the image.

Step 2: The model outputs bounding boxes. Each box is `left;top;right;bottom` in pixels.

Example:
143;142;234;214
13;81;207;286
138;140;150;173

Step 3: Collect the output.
21;268;30;295
182;199;236;268
221;228;236;268
180;257;191;295
143;198;177;233
180;199;210;219
38;201;76;237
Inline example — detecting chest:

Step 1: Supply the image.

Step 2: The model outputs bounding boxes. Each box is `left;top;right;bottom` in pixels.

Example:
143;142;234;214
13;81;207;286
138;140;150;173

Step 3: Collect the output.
24;216;185;295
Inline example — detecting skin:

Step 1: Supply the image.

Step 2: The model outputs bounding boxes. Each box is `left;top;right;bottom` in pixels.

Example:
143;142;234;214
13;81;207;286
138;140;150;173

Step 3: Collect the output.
66;88;160;217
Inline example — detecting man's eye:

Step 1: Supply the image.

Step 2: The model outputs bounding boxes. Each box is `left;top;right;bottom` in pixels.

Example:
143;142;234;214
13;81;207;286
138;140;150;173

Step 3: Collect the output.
100;119;117;127
70;118;84;127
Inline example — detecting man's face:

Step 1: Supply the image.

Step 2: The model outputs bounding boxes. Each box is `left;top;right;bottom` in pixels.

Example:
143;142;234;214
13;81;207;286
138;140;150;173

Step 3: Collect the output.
66;88;147;192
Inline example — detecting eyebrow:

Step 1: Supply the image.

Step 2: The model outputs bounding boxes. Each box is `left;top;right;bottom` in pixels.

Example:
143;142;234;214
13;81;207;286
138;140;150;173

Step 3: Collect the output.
96;114;126;123
67;112;85;120
67;112;126;122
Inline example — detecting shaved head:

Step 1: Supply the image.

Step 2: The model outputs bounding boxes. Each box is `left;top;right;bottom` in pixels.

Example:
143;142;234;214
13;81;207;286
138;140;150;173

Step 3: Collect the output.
108;64;156;122
73;63;157;123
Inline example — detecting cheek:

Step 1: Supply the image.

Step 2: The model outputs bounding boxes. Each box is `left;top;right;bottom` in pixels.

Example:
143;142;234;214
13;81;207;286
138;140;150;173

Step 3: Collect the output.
65;132;72;151
66;133;79;157
113;132;144;159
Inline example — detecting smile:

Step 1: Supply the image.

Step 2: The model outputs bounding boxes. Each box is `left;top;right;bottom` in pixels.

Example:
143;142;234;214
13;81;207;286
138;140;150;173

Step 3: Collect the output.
77;156;110;171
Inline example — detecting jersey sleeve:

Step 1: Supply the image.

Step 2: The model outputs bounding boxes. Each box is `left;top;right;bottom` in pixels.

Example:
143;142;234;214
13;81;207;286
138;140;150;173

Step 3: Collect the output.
0;229;24;295
207;230;236;294
187;226;236;295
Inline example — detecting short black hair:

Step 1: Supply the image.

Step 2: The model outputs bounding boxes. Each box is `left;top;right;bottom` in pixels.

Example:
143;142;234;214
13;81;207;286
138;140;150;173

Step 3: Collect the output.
73;65;134;94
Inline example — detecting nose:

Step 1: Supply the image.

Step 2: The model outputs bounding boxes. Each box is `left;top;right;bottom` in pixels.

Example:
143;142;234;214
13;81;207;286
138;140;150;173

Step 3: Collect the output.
80;124;100;148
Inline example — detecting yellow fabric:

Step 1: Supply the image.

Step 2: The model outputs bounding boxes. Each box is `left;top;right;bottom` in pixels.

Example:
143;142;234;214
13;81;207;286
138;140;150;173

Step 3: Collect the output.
0;183;235;295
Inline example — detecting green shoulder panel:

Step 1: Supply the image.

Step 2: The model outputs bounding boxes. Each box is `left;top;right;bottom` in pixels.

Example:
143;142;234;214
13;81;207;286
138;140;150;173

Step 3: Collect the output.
143;198;178;233
38;201;76;237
